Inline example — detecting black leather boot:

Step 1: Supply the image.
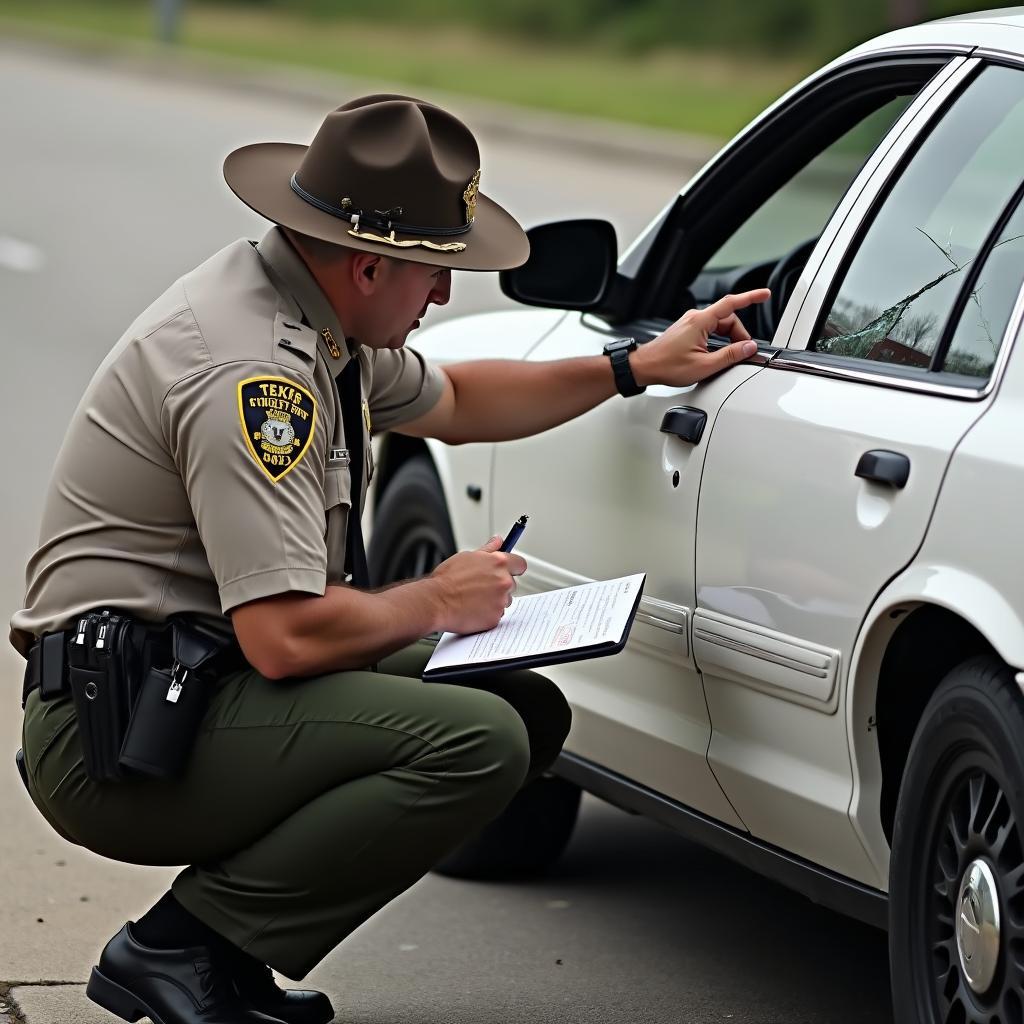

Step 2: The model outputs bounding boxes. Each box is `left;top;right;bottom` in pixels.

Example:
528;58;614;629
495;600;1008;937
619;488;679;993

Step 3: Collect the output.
86;923;287;1024
231;957;335;1024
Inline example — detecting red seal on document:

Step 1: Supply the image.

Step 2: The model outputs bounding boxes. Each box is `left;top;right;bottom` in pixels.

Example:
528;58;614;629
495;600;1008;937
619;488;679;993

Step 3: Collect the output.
552;624;574;647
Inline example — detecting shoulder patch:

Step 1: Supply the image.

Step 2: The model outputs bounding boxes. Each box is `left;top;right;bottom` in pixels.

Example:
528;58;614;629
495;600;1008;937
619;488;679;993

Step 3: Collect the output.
237;376;317;483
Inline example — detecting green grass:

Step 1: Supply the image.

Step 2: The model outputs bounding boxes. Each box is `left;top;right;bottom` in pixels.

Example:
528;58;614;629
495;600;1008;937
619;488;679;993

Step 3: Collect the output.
0;1;812;138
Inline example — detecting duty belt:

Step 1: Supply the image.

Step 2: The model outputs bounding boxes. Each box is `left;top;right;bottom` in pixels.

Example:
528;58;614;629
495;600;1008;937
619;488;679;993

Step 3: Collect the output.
21;618;244;709
22;620;151;709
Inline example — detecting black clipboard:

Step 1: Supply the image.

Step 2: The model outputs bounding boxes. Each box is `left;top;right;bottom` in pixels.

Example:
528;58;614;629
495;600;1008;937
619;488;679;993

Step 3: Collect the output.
422;575;646;681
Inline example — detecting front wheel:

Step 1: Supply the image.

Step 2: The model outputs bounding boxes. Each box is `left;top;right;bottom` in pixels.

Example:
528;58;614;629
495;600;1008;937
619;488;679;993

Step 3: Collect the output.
889;655;1024;1024
368;455;456;587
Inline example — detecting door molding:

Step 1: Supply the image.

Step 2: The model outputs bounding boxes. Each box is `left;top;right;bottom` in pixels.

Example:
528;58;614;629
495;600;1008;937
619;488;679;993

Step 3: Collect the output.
693;608;841;713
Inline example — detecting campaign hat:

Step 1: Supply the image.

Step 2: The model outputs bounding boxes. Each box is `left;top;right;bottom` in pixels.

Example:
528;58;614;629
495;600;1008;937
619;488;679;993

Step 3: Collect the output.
223;93;529;271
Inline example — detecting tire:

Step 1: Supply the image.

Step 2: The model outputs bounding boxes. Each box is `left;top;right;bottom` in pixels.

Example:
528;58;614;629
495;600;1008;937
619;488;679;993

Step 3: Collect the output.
889;655;1024;1024
434;773;582;879
368;455;456;586
370;454;582;878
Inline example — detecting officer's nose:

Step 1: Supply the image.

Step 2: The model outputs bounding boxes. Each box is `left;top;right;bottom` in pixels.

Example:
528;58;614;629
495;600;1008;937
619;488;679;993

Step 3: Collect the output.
429;270;452;307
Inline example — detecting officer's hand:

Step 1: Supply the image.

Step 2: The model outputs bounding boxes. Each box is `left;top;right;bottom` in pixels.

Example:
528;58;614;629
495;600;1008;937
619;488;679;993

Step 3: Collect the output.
430;536;527;634
630;289;770;388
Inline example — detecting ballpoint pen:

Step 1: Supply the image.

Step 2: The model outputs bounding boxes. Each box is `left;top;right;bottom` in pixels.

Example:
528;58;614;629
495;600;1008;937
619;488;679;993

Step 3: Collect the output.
499;514;529;553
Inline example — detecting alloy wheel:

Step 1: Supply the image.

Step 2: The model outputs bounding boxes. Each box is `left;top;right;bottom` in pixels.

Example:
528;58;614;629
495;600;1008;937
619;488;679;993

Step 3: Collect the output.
927;765;1024;1023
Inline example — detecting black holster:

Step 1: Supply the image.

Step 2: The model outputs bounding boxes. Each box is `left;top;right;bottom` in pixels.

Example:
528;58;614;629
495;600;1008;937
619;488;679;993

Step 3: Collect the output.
119;619;226;780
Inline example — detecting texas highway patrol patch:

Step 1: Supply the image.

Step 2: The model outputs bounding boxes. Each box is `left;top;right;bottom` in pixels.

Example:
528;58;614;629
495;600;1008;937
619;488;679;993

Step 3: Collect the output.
238;376;317;483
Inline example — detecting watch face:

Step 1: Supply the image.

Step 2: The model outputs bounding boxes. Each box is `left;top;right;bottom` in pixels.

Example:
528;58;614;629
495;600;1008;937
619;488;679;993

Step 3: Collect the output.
604;337;636;355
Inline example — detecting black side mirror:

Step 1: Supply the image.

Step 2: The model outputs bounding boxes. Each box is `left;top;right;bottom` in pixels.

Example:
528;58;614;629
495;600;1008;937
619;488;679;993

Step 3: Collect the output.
500;219;617;311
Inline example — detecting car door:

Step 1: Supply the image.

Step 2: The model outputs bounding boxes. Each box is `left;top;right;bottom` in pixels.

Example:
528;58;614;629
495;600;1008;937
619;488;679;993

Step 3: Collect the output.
694;59;1024;885
493;315;760;825
490;55;956;823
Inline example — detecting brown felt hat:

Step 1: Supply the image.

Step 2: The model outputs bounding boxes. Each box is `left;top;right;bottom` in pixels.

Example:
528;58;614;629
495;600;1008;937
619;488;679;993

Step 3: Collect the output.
223;94;529;272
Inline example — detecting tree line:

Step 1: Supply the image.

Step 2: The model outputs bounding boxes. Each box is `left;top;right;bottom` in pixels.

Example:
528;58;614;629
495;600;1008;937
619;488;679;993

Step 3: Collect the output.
214;0;1005;56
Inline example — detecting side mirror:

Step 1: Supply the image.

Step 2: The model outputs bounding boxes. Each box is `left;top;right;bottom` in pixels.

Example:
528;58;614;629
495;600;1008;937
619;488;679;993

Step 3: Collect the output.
500;219;617;311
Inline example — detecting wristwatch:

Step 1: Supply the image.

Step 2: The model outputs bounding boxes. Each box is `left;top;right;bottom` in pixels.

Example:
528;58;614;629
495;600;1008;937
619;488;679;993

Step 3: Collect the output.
603;337;646;397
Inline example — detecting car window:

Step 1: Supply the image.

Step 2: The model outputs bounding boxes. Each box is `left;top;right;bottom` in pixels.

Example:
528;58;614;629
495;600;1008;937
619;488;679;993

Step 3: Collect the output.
941;198;1024;378
812;66;1024;375
705;97;912;271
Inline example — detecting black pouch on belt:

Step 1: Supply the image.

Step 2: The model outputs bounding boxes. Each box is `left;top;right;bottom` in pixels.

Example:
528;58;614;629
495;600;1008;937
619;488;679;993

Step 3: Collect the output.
118;618;225;780
66;611;138;783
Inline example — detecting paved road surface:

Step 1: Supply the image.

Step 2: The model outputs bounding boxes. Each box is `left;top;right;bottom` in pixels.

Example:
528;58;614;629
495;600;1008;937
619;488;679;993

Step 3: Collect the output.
0;43;893;1024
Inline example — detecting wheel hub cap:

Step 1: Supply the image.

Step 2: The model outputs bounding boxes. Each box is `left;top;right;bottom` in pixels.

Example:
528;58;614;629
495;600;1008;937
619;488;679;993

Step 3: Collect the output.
955;858;1001;994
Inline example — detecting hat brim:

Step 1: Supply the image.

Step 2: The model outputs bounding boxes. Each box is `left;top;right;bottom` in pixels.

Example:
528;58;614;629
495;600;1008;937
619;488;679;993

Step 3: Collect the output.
224;142;529;272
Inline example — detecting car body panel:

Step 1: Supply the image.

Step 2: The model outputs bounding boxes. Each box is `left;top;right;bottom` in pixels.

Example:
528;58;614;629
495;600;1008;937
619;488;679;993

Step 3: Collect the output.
684;45;1024;880
693;362;995;882
412;308;566;365
421;436;493;551
847;285;1024;885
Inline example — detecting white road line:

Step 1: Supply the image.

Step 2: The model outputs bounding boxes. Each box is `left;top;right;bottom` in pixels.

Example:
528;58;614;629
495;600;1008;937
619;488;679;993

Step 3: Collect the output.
0;235;45;272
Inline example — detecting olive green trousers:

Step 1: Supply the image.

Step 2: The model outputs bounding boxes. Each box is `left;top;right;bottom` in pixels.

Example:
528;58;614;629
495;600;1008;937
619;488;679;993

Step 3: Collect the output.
21;639;571;978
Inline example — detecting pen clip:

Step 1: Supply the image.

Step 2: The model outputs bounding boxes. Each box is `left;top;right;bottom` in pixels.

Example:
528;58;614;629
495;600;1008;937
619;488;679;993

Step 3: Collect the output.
499;514;529;553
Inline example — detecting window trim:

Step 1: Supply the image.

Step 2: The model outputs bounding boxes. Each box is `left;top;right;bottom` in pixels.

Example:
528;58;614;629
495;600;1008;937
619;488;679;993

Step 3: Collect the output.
931;176;1024;373
770;349;988;400
974;48;1024;70
626;54;952;324
775;54;974;350
801;60;1024;390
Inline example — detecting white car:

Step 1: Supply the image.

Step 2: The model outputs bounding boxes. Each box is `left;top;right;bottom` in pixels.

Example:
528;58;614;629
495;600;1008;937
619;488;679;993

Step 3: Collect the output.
369;10;1024;1022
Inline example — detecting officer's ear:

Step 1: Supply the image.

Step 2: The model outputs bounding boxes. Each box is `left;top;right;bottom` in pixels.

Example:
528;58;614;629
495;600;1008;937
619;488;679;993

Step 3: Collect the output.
351;252;386;296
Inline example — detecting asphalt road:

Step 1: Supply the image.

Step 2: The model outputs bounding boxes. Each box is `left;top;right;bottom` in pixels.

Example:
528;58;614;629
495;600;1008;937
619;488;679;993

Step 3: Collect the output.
0;42;893;1023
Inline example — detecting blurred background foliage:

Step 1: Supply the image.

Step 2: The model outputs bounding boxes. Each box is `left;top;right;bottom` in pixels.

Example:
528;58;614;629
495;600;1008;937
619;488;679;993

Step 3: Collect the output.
0;0;1014;137
178;0;992;57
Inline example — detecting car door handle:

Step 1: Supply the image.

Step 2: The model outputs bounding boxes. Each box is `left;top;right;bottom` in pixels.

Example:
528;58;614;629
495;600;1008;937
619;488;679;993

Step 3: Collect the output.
660;407;707;445
855;449;910;489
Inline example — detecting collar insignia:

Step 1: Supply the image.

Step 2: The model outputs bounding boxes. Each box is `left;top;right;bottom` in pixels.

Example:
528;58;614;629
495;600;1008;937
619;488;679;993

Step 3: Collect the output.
321;327;342;360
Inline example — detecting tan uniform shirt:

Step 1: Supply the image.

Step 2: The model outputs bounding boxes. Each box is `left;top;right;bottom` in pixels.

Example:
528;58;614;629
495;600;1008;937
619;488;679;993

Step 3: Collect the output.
10;227;444;656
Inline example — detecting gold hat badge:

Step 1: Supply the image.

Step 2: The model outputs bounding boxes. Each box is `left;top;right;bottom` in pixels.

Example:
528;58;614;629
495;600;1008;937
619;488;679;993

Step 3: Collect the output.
463;169;480;225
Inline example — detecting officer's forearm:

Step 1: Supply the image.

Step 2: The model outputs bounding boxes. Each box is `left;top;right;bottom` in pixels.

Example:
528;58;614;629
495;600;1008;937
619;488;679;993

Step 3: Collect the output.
438;356;619;443
231;580;445;679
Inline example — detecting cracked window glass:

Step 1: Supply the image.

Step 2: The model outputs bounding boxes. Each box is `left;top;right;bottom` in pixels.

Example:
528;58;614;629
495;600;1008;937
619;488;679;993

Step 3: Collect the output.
813;66;1024;374
942;201;1024;378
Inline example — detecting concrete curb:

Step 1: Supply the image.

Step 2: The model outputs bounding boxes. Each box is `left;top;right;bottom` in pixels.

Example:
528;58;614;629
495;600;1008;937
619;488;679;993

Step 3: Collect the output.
0;23;719;174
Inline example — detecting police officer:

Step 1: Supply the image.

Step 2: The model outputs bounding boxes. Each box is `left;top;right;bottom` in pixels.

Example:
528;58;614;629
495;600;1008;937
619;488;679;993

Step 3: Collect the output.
13;94;767;1024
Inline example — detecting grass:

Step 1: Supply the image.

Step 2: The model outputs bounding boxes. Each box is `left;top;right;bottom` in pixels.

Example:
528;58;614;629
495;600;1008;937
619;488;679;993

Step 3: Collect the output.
0;1;813;139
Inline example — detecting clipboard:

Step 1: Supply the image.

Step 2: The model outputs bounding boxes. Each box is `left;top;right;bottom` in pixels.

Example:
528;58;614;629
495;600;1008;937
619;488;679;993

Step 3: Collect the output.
422;573;646;681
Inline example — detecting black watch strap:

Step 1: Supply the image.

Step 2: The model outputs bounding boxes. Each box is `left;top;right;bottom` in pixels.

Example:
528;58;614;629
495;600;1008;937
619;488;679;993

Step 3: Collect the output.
604;338;645;397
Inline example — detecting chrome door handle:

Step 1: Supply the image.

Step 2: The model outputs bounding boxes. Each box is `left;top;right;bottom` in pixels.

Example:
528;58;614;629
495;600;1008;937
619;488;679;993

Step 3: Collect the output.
660;407;707;445
856;449;910;489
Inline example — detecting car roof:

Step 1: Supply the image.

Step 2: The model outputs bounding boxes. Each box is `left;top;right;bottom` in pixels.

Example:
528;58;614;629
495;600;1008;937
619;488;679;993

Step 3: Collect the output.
932;6;1024;28
838;6;1024;62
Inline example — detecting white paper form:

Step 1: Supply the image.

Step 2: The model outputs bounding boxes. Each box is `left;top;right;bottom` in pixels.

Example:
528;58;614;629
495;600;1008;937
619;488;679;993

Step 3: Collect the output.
424;573;646;674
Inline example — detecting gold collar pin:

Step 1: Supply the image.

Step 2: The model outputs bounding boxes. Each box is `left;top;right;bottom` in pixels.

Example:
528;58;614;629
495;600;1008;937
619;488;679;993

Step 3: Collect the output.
321;327;342;359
